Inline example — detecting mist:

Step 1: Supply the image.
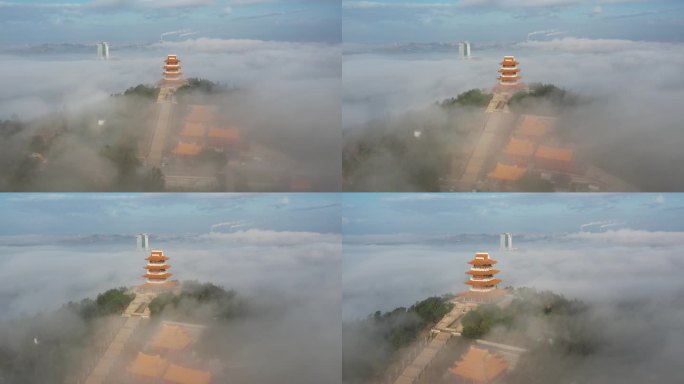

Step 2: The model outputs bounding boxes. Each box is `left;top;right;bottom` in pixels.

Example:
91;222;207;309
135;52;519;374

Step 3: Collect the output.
0;229;341;383
342;38;684;190
343;230;684;382
0;38;341;191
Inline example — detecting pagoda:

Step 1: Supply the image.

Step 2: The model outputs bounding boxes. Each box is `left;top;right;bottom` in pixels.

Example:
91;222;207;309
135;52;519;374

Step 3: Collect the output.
162;54;186;86
497;56;521;87
144;250;173;285
458;252;507;303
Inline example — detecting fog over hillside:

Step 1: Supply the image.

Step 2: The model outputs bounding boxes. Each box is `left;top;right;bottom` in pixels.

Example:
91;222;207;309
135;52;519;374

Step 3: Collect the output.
343;37;684;190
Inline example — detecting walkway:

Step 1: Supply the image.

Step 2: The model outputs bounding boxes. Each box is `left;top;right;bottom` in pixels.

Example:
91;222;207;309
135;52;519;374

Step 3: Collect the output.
458;93;512;190
82;290;158;384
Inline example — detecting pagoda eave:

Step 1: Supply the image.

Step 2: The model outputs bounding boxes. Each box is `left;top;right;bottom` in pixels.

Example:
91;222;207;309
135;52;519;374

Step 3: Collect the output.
144;264;171;269
144;272;173;279
466;269;500;275
465;278;502;286
467;259;498;265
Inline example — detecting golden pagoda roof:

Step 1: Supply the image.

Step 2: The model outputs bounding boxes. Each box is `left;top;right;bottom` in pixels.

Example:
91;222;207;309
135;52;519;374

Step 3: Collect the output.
144;272;173;279
515;115;554;138
163;363;212;384
172;141;203;156
503;137;535;158
487;162;526;181
144;264;171;269
449;346;509;384
180;122;207;138
466;269;500;276
468;258;498;265
150;324;194;351
127;352;168;378
535;145;573;162
208;127;240;140
186;105;217;123
465;278;502;286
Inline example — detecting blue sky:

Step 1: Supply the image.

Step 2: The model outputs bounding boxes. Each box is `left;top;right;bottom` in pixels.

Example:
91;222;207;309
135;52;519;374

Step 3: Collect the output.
0;0;340;45
0;193;340;235
343;0;684;43
342;193;684;235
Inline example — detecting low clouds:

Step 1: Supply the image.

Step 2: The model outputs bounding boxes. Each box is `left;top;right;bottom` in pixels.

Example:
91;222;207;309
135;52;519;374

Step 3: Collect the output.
343;37;684;190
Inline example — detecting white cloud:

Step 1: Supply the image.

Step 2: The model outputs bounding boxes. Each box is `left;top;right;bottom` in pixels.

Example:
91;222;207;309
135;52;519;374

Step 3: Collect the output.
566;229;684;246
227;0;277;4
518;37;682;53
200;229;341;246
91;0;215;8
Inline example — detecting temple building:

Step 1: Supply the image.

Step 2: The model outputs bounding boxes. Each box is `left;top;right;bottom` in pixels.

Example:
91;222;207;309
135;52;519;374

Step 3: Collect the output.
497;56;521;87
172;141;203;157
502;137;535;164
487;162;526;182
141;250;179;291
162;55;187;86
534;145;575;173
126;352;212;384
458;252;507;303
448;346;509;384
513;115;556;143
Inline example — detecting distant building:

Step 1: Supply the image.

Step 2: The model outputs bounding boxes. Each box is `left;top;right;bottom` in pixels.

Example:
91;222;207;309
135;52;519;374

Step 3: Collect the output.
499;233;512;250
136;233;150;250
458;41;472;59
96;42;110;60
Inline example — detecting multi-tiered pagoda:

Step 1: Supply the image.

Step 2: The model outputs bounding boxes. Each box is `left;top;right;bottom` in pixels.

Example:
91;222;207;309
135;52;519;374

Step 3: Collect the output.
144;250;173;285
497;56;521;87
161;55;186;86
458;252;507;303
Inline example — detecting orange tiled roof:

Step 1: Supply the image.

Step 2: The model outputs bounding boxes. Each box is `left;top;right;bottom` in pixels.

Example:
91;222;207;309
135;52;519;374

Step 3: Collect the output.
466;269;500;276
144;272;172;279
449;346;509;384
127;352;168;378
163;363;212;384
144;264;171;269
208;127;240;140
289;178;312;192
172;141;203;156
487;163;526;181
150;324;194;351
515;115;554;138
535;145;573;162
503;137;535;158
465;278;502;287
186;105;217;123
180;122;206;138
468;258;498;266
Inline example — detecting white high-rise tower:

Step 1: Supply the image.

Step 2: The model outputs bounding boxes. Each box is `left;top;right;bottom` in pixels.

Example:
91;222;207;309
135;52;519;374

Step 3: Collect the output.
458;41;472;59
499;233;513;250
136;233;150;250
96;42;110;60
